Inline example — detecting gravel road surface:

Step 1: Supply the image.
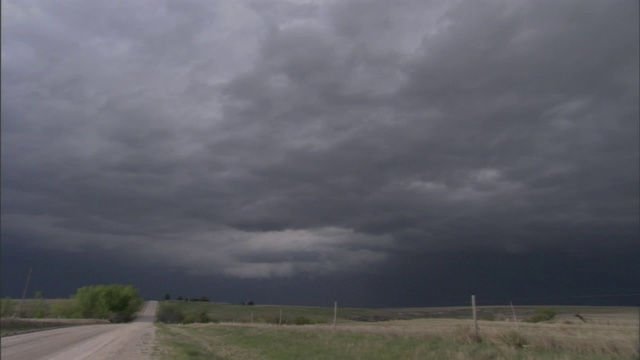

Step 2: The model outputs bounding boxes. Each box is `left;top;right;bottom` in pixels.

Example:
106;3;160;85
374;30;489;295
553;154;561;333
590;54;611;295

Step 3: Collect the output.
1;301;158;360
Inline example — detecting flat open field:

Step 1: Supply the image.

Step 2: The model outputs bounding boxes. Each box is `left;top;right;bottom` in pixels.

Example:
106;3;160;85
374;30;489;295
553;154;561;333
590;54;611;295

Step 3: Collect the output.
0;298;104;337
160;301;637;324
155;302;639;359
1;298;76;319
0;318;110;337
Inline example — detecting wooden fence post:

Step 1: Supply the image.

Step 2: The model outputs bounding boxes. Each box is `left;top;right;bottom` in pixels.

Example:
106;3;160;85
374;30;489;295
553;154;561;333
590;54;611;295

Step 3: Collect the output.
471;295;479;340
19;267;32;317
510;301;519;330
333;301;337;329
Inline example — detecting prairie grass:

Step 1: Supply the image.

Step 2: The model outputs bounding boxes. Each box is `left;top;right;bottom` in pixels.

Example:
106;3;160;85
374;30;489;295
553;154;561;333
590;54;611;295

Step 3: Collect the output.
155;303;639;359
0;298;78;319
157;323;506;360
332;317;638;357
156;316;638;360
0;318;109;337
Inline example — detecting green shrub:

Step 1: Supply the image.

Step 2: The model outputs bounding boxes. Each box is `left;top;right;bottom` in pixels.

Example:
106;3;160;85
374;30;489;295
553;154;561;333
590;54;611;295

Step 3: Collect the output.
1;297;13;317
481;313;495;321
157;302;212;324
157;303;185;324
183;309;211;324
34;309;46;318
528;309;556;323
74;284;143;322
195;310;210;323
255;315;279;324
496;330;528;348
294;316;313;325
183;313;198;324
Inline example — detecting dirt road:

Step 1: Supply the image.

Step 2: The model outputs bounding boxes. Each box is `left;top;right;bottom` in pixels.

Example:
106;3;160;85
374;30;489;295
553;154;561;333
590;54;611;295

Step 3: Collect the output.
1;301;158;360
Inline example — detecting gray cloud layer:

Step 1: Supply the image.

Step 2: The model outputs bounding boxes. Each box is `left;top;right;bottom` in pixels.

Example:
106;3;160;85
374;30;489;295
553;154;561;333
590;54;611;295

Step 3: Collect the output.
2;0;638;279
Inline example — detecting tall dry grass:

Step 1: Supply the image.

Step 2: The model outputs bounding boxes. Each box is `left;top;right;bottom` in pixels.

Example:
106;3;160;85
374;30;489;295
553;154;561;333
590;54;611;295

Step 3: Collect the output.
237;315;639;358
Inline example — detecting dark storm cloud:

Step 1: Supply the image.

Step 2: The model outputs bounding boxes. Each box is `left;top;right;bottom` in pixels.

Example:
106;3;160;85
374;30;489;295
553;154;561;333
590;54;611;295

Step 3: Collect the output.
2;0;638;284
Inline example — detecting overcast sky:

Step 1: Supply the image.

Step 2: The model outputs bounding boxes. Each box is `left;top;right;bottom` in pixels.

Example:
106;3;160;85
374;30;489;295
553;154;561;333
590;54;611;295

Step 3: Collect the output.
2;0;638;307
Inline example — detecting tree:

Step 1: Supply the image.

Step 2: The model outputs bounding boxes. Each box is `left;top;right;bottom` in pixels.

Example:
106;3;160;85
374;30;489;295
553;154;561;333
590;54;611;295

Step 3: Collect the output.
528;309;556;323
164;294;171;301
75;284;143;322
34;291;45;318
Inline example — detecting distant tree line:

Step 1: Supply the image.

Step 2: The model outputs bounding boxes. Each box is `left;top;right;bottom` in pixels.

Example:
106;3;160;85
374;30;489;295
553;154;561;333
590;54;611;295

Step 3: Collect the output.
161;294;257;305
164;294;210;302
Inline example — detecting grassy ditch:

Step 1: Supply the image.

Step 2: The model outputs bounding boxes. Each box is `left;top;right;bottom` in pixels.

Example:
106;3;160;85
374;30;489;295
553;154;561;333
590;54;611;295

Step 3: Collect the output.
155;322;636;360
156;323;502;360
154;303;638;359
0;318;109;337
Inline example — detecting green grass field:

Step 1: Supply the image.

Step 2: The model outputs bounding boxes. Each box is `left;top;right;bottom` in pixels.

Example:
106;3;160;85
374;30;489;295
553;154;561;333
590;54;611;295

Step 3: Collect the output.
155;302;639;359
1;298;77;319
0;298;109;336
0;318;109;337
159;300;635;324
